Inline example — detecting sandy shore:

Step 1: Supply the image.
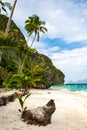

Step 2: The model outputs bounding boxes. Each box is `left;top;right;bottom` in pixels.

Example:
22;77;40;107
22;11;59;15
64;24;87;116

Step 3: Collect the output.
0;89;87;130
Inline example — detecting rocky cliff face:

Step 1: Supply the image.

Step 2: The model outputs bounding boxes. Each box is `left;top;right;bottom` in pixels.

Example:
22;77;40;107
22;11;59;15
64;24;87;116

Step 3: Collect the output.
26;52;65;88
0;14;65;89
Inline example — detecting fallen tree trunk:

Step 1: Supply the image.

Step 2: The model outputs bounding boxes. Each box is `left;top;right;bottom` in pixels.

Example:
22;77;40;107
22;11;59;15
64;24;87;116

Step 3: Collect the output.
21;99;56;126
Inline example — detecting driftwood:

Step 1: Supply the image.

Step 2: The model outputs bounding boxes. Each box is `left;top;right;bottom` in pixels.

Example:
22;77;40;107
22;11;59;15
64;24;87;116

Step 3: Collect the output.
21;99;56;126
0;89;29;106
0;92;17;106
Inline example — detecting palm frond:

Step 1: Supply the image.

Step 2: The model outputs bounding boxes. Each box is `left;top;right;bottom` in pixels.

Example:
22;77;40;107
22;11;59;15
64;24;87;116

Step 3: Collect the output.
0;1;12;14
4;2;12;10
25;14;47;45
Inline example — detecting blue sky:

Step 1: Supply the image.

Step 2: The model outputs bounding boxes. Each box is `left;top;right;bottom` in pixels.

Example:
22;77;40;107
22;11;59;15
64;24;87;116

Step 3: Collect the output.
5;0;87;83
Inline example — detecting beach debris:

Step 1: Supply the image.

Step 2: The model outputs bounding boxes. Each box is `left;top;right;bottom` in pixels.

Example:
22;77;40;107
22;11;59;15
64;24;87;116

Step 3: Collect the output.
0;89;30;106
21;99;56;126
0;92;17;106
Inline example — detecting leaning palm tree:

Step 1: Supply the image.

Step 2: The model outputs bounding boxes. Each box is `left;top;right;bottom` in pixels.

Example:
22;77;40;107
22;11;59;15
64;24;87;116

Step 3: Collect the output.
25;15;47;47
5;0;17;37
0;0;12;14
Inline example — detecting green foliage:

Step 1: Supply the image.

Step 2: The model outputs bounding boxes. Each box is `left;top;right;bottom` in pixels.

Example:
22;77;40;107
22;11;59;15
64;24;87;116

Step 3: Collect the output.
0;37;65;89
17;93;31;113
0;0;12;14
0;67;8;80
0;14;65;90
25;14;47;47
0;14;26;46
0;36;21;72
2;73;14;90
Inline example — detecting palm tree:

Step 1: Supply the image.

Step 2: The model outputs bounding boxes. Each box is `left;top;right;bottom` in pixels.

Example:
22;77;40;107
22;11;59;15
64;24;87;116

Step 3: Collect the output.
0;0;12;14
25;15;47;47
5;0;17;37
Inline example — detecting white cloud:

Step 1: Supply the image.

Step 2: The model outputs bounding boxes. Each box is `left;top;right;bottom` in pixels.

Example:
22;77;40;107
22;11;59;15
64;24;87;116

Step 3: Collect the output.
44;0;87;43
5;0;87;82
33;42;87;81
6;0;87;43
32;41;59;56
49;47;87;82
32;40;87;82
52;49;87;72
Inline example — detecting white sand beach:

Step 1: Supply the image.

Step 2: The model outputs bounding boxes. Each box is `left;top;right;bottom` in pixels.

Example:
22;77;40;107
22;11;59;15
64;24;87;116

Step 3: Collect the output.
0;89;87;130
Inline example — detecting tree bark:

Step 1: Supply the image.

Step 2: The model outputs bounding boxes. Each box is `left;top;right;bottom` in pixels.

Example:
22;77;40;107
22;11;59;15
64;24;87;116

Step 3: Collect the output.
30;33;36;48
4;0;17;37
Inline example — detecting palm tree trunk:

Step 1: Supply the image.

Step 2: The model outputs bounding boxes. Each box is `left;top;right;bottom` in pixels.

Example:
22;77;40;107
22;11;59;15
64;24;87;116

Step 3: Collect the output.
0;51;2;63
30;33;36;48
27;35;30;44
4;0;17;37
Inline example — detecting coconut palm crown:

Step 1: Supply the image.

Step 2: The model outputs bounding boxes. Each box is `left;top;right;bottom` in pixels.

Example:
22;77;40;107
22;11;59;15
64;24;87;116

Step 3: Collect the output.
25;14;48;47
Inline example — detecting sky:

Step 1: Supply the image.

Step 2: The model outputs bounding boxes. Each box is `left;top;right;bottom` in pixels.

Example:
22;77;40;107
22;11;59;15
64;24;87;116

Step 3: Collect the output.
4;0;87;83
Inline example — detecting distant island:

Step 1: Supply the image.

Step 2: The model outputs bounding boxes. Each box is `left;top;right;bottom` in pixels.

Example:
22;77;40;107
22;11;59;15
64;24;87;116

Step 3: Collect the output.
67;79;87;84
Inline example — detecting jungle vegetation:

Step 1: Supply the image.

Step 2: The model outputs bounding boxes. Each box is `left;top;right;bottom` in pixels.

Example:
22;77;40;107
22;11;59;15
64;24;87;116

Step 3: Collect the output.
0;13;65;90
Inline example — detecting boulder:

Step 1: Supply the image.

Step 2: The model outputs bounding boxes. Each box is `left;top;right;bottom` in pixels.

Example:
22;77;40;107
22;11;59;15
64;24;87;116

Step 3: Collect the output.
21;99;56;126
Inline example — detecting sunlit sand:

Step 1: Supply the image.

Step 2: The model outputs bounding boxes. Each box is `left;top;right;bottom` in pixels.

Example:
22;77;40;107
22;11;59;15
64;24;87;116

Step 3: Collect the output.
0;89;87;130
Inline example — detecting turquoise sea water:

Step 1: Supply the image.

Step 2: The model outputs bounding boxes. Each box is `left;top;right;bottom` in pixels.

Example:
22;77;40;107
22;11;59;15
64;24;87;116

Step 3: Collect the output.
50;84;87;91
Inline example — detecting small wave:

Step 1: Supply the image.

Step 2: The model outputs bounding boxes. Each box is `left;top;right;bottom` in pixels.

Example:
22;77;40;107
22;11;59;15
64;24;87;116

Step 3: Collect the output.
50;84;87;96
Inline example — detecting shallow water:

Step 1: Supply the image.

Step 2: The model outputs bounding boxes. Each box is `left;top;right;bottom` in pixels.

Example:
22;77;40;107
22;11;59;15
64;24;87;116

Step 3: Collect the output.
50;84;87;91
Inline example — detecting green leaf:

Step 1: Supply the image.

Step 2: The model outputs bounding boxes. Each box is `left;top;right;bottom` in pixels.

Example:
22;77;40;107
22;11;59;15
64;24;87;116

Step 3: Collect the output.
24;107;27;111
4;2;12;10
18;97;23;110
18;109;22;113
0;1;5;6
2;6;7;13
24;93;31;102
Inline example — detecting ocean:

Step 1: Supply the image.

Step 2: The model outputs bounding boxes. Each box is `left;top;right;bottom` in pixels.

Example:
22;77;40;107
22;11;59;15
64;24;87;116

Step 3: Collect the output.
50;84;87;91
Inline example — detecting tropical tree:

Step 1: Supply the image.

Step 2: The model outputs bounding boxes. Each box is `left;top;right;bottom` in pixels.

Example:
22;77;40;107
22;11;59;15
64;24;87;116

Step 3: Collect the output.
0;0;12;14
0;36;37;90
5;0;17;37
25;14;47;47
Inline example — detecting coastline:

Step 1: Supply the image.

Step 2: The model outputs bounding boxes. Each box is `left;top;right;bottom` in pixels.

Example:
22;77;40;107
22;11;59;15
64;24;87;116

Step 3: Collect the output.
0;89;87;130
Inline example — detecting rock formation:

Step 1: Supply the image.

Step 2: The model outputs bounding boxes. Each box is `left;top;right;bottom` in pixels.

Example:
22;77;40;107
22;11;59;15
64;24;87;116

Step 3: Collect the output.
21;99;56;126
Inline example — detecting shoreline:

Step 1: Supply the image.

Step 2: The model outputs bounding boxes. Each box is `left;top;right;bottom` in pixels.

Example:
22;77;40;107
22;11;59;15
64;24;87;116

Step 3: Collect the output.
0;89;87;130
